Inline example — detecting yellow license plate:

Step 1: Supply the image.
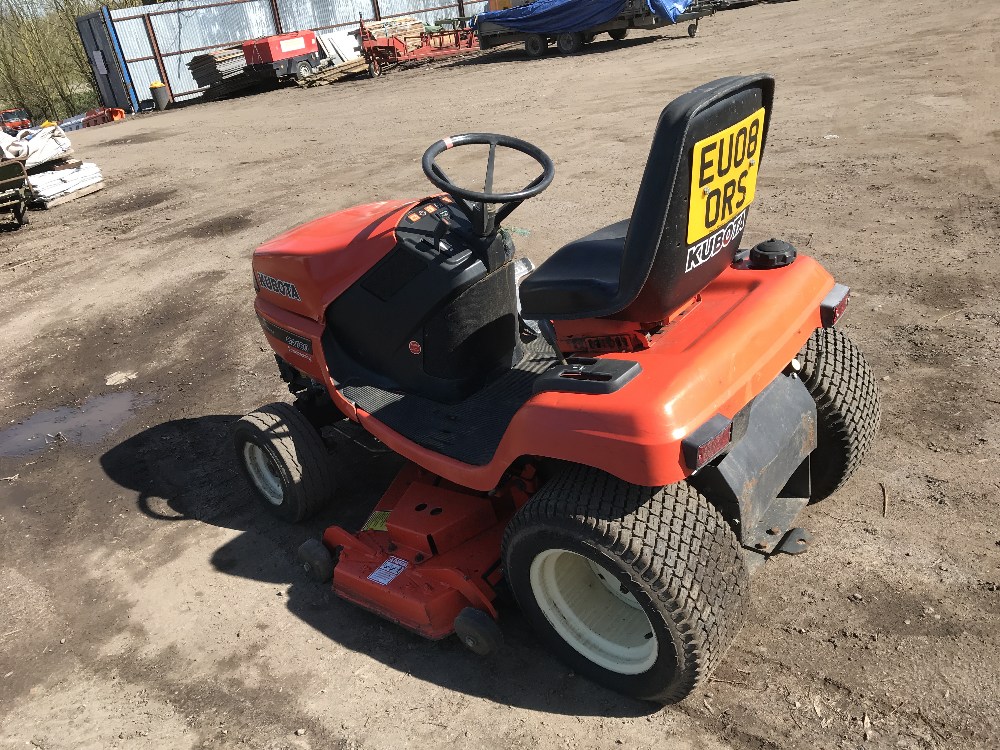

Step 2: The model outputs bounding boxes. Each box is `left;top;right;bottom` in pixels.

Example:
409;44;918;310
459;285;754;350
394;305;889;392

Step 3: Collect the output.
687;107;766;245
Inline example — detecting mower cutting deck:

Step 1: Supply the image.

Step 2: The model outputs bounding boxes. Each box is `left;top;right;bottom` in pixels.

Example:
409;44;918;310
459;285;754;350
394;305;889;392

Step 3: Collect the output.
235;75;880;703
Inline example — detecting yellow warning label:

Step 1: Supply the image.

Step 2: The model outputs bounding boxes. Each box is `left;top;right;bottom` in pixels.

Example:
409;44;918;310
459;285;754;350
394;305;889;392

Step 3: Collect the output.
361;510;390;532
687;107;765;245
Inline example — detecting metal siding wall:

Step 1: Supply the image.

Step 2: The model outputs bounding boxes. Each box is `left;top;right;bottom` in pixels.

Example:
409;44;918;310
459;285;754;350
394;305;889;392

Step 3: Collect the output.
148;1;276;55
378;0;460;19
277;0;374;32
113;17;153;60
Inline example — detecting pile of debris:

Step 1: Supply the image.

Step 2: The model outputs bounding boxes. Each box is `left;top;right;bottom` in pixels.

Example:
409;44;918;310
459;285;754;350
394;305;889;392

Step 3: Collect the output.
0;125;104;210
189;46;256;99
363;17;426;50
299;30;367;88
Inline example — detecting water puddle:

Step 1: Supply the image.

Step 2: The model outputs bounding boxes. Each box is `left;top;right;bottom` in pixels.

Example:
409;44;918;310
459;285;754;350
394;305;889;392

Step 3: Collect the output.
0;392;141;458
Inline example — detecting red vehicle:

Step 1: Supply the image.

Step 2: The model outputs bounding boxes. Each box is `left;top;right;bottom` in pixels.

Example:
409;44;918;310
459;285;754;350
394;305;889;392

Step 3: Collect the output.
243;31;322;81
235;75;880;703
1;108;32;135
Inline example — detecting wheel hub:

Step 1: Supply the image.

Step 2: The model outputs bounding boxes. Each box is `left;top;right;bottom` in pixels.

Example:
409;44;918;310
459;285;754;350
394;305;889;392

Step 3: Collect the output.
529;549;657;675
242;442;284;506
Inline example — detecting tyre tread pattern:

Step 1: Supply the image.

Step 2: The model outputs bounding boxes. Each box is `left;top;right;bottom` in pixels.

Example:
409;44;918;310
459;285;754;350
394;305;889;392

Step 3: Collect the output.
504;466;748;702
236;402;335;521
798;328;881;501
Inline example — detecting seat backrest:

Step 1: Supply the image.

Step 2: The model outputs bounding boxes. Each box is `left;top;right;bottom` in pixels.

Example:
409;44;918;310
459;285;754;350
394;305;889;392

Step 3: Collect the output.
609;75;775;323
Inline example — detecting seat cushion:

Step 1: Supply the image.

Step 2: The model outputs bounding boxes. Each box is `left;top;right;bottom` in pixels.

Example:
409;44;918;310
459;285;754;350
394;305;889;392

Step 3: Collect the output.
519;219;628;319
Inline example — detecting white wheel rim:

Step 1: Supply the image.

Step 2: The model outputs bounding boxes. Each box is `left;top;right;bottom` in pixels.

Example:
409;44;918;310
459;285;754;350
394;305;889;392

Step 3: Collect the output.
242;442;284;506
529;549;658;675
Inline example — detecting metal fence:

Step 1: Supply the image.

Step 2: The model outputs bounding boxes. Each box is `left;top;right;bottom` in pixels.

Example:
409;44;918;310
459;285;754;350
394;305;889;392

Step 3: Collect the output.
81;0;488;107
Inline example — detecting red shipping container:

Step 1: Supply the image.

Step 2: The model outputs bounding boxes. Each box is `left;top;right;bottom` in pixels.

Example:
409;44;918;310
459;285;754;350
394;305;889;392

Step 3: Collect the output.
242;31;318;66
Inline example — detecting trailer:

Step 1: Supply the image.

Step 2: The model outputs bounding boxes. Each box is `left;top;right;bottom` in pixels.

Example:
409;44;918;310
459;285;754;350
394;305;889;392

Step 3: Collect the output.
477;0;712;56
360;18;480;78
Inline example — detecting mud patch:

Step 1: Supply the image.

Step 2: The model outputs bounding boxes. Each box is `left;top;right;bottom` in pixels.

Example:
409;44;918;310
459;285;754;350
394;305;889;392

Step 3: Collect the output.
176;213;253;239
0;391;141;458
102;188;177;217
100;132;164;147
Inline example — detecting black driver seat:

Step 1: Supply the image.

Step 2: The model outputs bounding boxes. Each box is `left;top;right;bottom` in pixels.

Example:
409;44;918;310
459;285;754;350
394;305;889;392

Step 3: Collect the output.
520;75;775;324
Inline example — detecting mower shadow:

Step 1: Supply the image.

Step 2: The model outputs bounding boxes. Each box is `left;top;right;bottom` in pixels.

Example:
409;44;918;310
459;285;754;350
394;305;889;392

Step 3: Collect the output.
101;414;654;718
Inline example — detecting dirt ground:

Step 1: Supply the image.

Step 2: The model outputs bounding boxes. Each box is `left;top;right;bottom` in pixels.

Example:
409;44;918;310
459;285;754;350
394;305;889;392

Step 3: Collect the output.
2;0;999;747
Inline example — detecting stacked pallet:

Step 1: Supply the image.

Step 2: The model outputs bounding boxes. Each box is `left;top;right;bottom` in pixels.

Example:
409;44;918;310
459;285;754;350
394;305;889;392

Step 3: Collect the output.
365;17;426;50
28;162;104;208
188;46;246;89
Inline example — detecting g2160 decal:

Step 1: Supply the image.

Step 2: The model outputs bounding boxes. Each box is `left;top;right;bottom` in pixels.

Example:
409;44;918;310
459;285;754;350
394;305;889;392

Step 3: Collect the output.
257;314;313;355
256;271;301;301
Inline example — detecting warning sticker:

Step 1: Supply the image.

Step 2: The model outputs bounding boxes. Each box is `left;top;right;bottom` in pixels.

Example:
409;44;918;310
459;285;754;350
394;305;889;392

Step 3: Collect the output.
368;556;408;586
361;510;390;532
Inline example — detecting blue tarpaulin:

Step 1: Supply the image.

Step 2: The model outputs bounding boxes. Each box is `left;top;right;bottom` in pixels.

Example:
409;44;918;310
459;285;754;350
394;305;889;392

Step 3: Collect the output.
474;0;692;35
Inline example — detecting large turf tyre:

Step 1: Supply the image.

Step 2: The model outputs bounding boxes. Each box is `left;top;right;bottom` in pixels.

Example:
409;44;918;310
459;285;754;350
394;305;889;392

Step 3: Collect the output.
798;327;881;502
503;465;748;703
556;32;584;55
608;28;628;41
524;34;547;58
233;402;336;522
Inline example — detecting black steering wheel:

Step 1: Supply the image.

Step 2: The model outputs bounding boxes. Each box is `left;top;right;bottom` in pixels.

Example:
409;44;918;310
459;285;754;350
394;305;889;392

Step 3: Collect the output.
421;133;555;237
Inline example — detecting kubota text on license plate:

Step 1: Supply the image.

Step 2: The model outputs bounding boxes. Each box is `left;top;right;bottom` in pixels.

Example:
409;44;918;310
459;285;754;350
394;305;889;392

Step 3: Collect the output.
687;108;765;244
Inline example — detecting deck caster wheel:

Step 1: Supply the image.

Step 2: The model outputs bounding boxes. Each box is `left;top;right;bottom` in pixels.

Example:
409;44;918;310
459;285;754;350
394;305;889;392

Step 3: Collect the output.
556;32;584;55
454;608;503;655
233;402;337;522
503;465;748;704
297;539;334;582
608;28;628;41
798;327;881;502
524;33;547;58
688;23;699;38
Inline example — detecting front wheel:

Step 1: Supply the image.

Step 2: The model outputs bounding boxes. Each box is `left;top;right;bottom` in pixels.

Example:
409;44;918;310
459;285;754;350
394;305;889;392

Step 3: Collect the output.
608;28;628;41
367;59;382;78
687;23;698;38
798;327;881;502
503;465;748;703
233;402;337;522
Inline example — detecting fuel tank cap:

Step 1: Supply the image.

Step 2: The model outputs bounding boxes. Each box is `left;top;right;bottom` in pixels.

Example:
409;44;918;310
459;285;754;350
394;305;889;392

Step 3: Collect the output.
749;239;797;269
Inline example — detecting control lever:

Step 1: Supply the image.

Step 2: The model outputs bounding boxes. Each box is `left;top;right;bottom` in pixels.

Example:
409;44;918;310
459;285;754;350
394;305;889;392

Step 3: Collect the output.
535;317;567;366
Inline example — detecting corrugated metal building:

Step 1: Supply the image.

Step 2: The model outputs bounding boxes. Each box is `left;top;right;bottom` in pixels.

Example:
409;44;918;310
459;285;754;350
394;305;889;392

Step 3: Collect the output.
77;0;488;108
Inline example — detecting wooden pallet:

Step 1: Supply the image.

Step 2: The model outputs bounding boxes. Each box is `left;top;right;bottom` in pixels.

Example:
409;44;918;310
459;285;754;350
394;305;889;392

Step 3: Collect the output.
297;58;368;88
35;181;105;209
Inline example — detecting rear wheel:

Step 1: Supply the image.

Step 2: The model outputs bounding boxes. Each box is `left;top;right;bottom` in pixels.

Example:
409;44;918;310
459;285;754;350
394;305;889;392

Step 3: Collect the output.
503;465;748;703
524;34;547;58
556;32;584;55
233;402;337;522
798;327;881;502
608;28;628;41
295;60;312;80
13;203;28;226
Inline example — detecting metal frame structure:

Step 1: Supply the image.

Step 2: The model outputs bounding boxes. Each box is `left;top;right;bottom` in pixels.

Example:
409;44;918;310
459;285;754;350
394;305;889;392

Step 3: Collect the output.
79;0;489;108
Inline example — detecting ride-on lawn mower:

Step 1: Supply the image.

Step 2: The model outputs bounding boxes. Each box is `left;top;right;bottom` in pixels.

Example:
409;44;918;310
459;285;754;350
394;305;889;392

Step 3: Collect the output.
235;74;880;703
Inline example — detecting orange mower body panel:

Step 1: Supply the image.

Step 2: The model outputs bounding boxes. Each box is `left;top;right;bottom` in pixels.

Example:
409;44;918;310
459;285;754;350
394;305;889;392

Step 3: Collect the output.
251;200;835;491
